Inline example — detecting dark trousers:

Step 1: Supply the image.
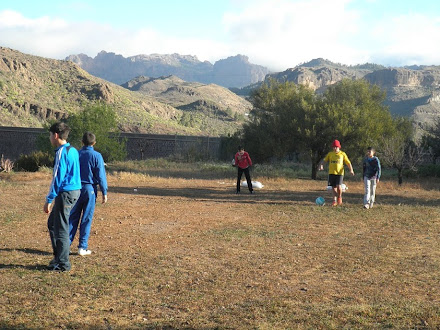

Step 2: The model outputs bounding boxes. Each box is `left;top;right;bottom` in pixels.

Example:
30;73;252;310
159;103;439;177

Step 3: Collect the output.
237;167;253;192
47;190;80;271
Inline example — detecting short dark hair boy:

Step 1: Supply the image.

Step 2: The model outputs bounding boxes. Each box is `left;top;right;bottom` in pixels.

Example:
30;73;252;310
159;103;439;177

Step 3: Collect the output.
45;122;81;271
49;122;71;141
69;131;108;256
82;131;96;146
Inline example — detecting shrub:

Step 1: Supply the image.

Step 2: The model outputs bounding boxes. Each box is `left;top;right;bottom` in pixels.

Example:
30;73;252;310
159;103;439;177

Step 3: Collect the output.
0;154;14;173
15;151;54;172
67;103;126;162
408;164;440;178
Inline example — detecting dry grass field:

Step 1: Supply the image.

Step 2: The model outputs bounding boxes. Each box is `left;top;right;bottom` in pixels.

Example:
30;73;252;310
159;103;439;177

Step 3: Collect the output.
1;163;440;329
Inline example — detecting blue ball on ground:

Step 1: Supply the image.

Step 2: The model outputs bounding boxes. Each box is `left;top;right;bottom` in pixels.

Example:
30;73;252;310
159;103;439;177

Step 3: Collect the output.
315;196;325;206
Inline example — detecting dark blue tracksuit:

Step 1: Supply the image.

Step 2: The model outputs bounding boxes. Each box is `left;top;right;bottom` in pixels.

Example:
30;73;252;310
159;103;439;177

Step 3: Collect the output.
69;146;107;250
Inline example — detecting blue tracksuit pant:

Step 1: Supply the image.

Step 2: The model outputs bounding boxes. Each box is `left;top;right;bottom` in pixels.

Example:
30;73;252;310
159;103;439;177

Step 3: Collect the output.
69;184;96;250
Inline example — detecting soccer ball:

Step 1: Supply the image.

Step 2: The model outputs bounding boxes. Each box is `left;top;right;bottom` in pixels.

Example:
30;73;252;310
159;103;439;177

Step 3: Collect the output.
315;196;325;206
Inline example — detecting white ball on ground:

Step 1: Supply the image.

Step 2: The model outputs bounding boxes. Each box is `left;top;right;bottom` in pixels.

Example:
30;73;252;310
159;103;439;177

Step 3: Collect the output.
241;181;264;188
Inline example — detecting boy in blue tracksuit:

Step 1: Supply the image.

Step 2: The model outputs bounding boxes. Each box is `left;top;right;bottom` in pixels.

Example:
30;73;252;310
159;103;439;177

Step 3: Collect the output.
69;132;108;256
44;122;81;272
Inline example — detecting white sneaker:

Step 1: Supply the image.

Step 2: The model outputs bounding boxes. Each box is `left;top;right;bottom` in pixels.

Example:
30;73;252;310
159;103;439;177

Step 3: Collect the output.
78;248;92;256
364;204;370;209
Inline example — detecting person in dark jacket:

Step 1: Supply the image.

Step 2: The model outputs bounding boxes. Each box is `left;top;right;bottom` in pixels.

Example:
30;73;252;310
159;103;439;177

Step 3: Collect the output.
362;147;381;209
69;132;108;256
234;146;253;194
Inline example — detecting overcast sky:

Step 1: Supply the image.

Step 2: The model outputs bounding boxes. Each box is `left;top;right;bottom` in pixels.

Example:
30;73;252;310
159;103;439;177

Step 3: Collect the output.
1;0;439;71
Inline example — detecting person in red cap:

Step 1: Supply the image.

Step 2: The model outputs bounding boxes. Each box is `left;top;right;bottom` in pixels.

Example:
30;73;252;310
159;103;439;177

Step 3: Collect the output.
234;145;253;194
319;139;354;206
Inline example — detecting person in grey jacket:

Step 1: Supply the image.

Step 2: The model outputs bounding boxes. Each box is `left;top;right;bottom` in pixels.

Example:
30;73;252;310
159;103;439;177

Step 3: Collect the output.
362;147;381;209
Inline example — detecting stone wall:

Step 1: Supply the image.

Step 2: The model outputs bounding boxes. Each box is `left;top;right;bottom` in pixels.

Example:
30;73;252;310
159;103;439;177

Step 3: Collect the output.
0;126;221;161
0;127;43;160
120;132;221;160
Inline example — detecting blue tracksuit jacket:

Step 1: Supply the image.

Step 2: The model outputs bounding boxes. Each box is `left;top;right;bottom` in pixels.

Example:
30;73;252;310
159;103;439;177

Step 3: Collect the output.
79;146;107;194
46;143;81;203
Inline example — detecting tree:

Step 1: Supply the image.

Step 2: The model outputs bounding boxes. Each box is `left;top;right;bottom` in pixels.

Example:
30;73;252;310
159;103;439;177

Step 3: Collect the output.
241;78;396;179
421;118;440;163
380;117;423;184
243;79;316;162
299;79;395;179
67;103;126;162
320;79;394;159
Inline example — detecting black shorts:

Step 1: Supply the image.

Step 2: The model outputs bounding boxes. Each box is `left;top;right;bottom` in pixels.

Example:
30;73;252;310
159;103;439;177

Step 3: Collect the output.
328;174;344;187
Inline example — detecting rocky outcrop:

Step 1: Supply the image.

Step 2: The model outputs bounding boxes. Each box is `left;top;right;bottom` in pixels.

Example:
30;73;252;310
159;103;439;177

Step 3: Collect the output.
0;100;67;121
265;59;374;91
80;83;114;102
267;66;363;91
210;55;269;88
363;68;440;88
428;91;440;103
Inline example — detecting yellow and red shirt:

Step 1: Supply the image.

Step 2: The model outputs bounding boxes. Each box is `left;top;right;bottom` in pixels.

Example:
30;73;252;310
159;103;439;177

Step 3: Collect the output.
324;151;351;175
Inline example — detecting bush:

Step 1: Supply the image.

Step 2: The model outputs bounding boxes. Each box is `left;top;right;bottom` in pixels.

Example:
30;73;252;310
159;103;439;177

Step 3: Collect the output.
0;154;14;172
407;164;440;178
15;151;54;172
37;104;127;162
67;103;126;162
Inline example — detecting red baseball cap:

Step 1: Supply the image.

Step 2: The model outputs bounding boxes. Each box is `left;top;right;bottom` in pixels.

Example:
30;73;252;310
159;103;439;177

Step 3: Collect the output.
332;140;341;148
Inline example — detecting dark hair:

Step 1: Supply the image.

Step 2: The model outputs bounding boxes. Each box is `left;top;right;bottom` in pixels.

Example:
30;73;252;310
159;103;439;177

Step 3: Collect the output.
49;122;71;140
238;145;244;151
367;147;375;152
82;132;96;146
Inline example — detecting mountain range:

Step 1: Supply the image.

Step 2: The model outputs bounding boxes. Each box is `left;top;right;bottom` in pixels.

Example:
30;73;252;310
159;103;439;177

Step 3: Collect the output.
2;46;440;140
66;51;270;88
67;51;440;135
0;47;249;136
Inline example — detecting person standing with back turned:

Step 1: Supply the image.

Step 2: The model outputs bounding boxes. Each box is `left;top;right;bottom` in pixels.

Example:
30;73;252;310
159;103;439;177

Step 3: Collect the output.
44;122;81;271
69;132;108;256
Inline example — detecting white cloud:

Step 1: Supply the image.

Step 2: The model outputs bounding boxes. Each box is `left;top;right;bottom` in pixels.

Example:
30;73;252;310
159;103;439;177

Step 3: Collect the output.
221;0;440;69
0;9;227;63
368;13;440;66
1;2;440;71
0;10;74;58
222;0;363;70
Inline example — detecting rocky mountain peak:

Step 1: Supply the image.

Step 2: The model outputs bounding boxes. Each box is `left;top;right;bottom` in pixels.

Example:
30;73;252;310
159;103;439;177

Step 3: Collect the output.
301;58;337;68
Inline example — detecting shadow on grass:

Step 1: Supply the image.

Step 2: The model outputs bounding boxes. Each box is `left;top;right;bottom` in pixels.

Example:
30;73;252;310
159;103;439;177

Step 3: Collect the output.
0;320;181;330
0;263;47;270
0;248;52;270
109;186;440;207
0;248;51;255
